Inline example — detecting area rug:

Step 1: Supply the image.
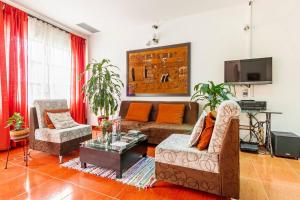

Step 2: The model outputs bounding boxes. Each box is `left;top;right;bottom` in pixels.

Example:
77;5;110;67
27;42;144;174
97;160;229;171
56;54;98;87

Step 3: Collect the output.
61;157;156;189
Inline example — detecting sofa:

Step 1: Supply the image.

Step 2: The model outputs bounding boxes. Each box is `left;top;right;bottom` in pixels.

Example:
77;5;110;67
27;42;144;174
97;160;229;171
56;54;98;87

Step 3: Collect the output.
155;100;241;199
29;99;92;163
119;101;199;144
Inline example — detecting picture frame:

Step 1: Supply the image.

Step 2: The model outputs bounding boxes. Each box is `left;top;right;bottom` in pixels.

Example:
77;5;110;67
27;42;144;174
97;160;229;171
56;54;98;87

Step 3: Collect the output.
126;42;191;97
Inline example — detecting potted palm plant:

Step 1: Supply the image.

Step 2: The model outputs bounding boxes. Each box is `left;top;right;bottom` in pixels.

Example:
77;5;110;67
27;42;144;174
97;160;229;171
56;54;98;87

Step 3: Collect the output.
82;59;124;139
191;81;234;117
6;112;28;138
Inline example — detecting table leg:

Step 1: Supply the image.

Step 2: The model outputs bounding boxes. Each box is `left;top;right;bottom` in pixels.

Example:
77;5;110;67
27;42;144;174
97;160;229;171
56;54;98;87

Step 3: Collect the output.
265;113;274;157
25;140;28;166
116;170;122;179
81;162;86;168
5;145;10;169
22;140;26;161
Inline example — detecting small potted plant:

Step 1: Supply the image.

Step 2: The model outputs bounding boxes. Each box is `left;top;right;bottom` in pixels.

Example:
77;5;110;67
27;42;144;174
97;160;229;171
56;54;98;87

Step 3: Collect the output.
191;81;234;117
6;112;28;138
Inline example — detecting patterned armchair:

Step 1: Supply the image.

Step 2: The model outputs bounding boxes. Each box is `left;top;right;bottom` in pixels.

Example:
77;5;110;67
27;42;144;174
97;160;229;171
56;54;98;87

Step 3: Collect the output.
29;99;92;163
155;100;241;199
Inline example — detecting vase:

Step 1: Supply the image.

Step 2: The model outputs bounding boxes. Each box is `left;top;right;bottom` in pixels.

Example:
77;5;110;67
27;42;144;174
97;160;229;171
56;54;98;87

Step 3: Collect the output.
106;132;112;146
101;127;107;143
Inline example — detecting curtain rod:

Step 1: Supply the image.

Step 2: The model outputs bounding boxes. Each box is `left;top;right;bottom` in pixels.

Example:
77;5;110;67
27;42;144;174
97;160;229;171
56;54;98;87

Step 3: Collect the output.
28;14;70;34
2;2;71;35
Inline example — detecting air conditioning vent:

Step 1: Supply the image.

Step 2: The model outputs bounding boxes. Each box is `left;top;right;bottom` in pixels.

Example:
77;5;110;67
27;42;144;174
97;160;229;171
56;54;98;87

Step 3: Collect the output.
76;23;100;33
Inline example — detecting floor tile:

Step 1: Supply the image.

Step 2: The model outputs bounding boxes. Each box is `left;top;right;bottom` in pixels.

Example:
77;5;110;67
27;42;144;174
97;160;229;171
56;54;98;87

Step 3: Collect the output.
62;188;115;200
13;178;74;200
0;170;51;199
0;162;27;184
285;158;300;175
240;177;268;200
253;161;300;184
240;158;259;179
116;181;220;200
58;170;126;197
262;181;300;200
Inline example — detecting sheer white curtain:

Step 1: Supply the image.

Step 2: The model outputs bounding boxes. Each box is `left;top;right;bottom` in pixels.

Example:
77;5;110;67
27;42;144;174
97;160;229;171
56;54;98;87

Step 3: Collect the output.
28;17;71;106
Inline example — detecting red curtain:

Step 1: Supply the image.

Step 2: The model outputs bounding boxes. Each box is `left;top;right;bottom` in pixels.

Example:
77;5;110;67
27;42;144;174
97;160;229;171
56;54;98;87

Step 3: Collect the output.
0;2;10;150
4;4;28;125
70;34;86;124
0;3;28;150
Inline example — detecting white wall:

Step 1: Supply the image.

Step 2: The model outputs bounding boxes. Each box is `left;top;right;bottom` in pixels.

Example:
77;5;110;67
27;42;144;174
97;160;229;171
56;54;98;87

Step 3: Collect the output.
88;0;300;135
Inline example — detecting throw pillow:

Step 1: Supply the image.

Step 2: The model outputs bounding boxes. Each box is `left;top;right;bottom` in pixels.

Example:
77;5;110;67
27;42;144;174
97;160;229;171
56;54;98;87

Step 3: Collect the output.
188;111;207;147
156;104;185;124
47;112;78;129
196;112;216;150
125;103;153;122
44;109;69;129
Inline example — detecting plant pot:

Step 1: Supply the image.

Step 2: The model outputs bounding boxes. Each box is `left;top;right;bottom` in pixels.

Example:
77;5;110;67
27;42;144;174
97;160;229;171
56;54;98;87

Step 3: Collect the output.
97;116;108;125
10;128;29;140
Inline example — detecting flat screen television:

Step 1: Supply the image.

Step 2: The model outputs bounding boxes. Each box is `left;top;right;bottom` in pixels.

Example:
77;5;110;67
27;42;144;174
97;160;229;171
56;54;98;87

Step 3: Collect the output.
224;57;272;84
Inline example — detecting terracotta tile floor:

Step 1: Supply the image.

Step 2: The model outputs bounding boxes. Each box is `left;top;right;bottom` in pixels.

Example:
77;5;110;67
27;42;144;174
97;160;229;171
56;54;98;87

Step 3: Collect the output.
0;146;300;200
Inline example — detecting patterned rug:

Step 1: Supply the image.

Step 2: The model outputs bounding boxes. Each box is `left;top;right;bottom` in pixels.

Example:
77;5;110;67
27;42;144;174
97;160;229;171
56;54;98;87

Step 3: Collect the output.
61;157;156;189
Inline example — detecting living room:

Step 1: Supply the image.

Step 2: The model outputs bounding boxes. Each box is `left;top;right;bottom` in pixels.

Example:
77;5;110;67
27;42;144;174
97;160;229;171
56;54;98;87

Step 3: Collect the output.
0;0;299;199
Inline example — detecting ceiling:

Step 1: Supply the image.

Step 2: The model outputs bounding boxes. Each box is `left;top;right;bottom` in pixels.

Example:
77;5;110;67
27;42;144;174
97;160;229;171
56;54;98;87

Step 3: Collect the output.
10;0;245;35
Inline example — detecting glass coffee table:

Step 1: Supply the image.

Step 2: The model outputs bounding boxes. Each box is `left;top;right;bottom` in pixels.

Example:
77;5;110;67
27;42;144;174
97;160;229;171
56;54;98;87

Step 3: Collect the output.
80;132;148;178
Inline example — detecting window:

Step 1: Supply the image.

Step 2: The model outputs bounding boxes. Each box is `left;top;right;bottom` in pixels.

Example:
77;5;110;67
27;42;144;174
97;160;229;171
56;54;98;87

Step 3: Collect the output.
28;17;71;106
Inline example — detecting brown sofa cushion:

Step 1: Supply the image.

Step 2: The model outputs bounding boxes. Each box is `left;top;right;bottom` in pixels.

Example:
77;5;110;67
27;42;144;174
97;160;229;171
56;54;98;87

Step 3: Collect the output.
156;104;185;124
120;120;146;132
140;122;193;144
125;103;152;122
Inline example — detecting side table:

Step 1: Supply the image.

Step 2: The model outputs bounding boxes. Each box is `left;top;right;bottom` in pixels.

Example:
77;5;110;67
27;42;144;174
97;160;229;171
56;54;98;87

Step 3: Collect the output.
5;128;30;169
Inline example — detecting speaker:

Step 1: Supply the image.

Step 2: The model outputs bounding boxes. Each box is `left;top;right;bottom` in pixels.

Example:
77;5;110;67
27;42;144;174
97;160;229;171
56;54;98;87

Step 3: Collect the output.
271;131;300;159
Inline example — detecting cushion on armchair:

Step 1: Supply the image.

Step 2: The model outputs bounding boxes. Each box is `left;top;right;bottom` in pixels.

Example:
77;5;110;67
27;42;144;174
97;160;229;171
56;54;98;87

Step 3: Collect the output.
188;111;207;147
196;112;216;150
35;124;91;143
44;109;69;129
47;112;78;129
34;99;68;128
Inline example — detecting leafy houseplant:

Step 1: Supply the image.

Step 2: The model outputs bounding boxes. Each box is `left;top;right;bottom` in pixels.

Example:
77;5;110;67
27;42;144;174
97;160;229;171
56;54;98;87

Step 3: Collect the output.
191;81;234;115
6;112;24;131
82;59;123;138
83;59;124;118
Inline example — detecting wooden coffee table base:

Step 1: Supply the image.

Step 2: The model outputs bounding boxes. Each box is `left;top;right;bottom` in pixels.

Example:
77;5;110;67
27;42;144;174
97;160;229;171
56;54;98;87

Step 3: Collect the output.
80;139;147;178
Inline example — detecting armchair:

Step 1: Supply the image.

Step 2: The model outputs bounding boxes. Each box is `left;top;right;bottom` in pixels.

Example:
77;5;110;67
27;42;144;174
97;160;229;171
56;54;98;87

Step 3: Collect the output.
155;100;241;199
29;99;92;163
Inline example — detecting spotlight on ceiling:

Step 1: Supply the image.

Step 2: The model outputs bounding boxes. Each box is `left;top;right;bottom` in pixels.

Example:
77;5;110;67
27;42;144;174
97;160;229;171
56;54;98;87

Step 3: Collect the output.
146;24;159;46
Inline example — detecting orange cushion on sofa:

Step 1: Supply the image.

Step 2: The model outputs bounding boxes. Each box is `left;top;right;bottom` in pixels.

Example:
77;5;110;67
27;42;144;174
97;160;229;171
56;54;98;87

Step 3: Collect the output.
44;109;69;129
197;112;216;150
125;103;152;122
156;104;185;124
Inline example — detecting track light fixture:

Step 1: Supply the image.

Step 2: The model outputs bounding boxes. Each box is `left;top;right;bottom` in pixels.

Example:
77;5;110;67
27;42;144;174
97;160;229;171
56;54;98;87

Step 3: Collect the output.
146;24;159;46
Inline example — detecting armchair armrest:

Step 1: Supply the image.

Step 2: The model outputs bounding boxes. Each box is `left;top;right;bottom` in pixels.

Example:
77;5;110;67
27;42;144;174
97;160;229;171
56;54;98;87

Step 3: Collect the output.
219;118;240;199
29;107;39;148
